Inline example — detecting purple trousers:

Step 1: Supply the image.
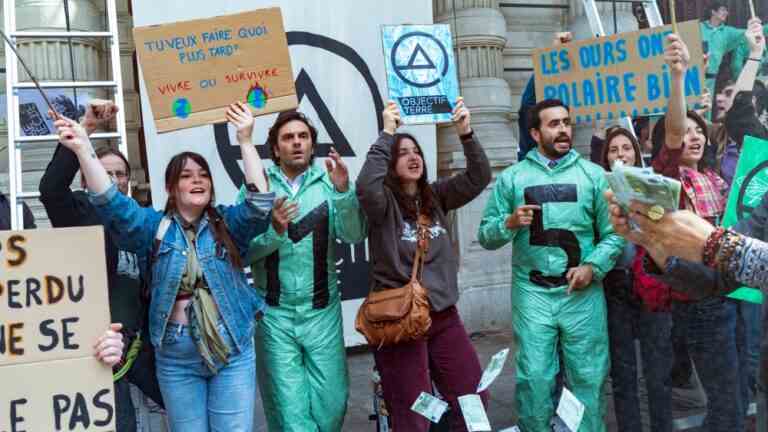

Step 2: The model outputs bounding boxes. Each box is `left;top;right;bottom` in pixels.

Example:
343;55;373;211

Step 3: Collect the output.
373;306;489;431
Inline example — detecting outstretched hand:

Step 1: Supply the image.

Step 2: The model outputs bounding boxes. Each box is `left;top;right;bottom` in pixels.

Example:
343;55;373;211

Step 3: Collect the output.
566;264;593;294
226;102;255;145
325;147;350;192
80;99;119;135
54;116;92;155
382;101;401;135
746;17;765;57
664;33;690;75
452;97;471;136
603;189;715;267
93;323;124;367
271;197;299;235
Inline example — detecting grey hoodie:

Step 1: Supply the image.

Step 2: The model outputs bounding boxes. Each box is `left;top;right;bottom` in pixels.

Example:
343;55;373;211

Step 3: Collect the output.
356;131;491;311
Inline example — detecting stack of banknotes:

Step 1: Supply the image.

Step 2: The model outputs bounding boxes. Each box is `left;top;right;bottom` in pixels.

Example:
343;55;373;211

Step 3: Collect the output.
605;161;681;215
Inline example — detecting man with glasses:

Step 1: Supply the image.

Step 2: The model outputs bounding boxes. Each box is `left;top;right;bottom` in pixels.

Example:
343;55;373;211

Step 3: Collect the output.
39;100;162;432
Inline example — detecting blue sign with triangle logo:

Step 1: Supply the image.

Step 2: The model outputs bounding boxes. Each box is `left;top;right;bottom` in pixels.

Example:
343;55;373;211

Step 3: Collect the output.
382;24;459;124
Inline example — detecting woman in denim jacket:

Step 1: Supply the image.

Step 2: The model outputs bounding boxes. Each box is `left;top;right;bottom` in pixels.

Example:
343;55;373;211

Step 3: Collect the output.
54;102;274;432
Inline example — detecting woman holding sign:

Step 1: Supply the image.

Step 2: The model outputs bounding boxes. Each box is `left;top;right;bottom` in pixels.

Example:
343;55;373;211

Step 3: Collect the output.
649;33;743;431
355;98;491;431
54;101;274;432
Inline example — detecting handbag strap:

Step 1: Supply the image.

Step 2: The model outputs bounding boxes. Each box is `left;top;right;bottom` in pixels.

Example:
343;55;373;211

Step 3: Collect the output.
409;214;431;282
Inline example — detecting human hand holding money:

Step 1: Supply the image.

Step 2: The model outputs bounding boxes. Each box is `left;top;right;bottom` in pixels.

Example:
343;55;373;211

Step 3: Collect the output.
605;160;681;226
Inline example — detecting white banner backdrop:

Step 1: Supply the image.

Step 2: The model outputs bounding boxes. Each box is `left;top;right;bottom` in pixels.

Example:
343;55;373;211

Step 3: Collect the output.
133;1;435;346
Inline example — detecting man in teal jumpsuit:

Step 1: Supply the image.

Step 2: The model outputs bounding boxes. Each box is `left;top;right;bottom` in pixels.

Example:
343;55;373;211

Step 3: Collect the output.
240;110;366;431
478;99;624;432
700;2;747;97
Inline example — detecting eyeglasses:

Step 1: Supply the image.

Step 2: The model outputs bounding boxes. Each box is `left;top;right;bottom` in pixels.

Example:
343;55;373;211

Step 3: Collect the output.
106;170;129;180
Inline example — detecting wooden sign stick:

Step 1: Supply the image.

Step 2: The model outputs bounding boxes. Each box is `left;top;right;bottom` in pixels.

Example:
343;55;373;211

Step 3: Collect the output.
670;0;678;34
749;0;757;19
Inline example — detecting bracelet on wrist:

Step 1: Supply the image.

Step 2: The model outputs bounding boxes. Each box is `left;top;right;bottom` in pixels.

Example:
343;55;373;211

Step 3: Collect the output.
748;57;763;62
703;227;726;267
715;230;745;272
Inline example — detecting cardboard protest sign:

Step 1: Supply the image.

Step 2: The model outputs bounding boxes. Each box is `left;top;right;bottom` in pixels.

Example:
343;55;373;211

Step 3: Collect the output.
532;20;705;124
722;135;768;304
382;24;459;124
133;8;297;133
0;226;114;431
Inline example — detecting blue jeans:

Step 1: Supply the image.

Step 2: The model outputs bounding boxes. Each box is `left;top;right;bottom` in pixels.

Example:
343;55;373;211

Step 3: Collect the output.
114;377;136;432
606;272;673;432
733;299;763;416
673;297;743;432
156;321;256;432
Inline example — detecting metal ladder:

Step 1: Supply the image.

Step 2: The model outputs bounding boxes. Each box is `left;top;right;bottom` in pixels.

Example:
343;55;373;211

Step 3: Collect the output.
3;0;128;229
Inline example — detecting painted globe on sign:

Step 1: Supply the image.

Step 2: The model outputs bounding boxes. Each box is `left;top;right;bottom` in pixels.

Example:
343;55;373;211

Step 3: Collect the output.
173;98;192;119
247;85;268;109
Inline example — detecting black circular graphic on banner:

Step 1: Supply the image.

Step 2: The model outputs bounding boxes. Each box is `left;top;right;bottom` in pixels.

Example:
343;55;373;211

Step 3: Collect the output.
736;160;768;221
213;32;383;301
391;31;449;88
215;31;384;188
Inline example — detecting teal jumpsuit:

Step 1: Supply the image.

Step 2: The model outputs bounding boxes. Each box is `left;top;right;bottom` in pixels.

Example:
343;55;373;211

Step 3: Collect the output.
478;150;624;432
700;21;746;98
730;24;768;80
239;164;366;431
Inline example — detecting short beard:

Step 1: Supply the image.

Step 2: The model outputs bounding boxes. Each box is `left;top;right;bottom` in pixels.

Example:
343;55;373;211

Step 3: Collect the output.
540;136;572;159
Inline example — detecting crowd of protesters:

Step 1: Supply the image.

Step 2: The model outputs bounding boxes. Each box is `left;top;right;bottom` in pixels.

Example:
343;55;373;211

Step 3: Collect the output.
3;1;768;431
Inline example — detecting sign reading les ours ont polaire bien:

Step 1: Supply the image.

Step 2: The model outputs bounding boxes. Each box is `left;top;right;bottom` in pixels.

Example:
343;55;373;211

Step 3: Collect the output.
134;8;298;133
0;226;114;432
532;20;705;124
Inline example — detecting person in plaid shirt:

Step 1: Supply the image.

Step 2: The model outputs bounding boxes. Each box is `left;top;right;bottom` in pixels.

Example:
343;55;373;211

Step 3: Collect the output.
639;33;744;431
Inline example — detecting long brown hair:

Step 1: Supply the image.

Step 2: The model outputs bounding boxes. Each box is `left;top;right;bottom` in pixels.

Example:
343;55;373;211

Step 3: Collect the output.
383;133;439;220
651;110;713;170
600;127;643;171
164;151;242;268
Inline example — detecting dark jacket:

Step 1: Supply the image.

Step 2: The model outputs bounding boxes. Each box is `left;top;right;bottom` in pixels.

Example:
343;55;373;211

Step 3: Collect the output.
518;76;537;161
39;144;140;329
0;193;35;230
356;132;491;311
726;90;768;149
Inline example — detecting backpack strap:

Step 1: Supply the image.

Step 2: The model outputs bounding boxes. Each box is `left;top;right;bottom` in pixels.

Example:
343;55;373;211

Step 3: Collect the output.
152;215;172;259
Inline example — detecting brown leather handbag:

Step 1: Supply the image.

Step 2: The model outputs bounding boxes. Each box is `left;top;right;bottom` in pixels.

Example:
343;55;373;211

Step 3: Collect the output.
355;216;432;347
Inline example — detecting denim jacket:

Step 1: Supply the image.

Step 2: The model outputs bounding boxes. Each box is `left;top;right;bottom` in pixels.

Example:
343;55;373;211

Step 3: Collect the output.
90;183;274;352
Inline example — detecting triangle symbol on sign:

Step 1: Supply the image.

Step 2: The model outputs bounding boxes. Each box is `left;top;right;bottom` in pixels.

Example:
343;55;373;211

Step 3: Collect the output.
399;43;436;70
294;68;355;157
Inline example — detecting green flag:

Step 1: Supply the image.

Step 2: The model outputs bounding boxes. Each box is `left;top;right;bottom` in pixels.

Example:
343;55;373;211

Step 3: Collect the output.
722;135;768;304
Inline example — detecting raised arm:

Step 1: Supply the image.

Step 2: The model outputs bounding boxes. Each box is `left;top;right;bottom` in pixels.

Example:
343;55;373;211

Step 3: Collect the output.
432;98;491;211
355;102;401;225
40;100;119;227
226;102;268;192
734;18;765;93
54;117;112;194
663;33;690;150
54;116;158;252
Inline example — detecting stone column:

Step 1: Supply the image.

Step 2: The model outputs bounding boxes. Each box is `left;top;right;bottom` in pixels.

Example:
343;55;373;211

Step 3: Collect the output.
434;0;516;333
